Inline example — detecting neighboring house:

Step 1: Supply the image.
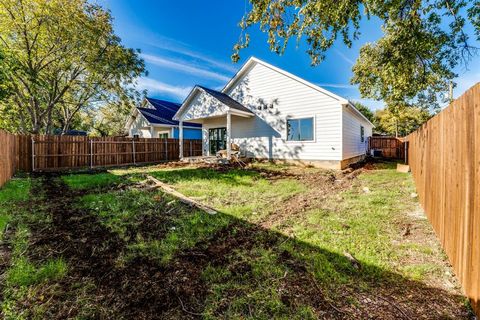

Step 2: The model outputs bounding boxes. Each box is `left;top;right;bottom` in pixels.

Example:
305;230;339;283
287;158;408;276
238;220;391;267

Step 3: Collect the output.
173;57;374;169
125;97;202;139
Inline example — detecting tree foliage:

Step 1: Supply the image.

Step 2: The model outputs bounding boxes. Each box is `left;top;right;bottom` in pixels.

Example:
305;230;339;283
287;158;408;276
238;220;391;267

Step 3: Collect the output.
234;0;479;109
373;106;431;137
0;0;145;134
352;101;375;123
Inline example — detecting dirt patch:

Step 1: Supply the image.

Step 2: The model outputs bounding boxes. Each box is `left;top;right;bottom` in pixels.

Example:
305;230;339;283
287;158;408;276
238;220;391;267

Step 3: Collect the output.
257;167;354;230
14;174;211;319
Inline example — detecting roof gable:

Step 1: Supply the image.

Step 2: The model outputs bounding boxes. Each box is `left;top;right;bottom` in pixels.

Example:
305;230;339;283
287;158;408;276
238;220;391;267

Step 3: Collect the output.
174;86;254;121
222;57;374;127
131;97;201;128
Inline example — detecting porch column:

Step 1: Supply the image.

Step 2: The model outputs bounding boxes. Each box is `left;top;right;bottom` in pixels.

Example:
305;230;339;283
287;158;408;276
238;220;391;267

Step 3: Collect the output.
226;111;232;160
179;120;184;159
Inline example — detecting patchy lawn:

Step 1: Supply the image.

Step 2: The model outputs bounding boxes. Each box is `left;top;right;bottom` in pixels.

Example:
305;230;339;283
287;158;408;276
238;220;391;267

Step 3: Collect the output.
0;161;474;319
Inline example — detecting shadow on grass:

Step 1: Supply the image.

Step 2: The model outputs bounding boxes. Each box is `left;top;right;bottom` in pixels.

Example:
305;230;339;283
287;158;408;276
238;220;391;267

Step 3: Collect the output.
9;169;472;319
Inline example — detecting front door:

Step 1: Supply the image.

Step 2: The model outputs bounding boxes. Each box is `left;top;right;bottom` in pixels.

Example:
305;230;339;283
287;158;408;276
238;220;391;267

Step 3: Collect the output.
209;127;227;155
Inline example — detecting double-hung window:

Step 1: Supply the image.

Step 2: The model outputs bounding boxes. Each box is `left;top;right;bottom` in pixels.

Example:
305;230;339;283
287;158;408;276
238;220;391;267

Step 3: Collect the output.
286;117;314;141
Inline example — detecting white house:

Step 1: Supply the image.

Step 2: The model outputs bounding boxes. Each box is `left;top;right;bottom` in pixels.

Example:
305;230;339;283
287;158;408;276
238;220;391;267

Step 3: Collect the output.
173;57;374;169
125;97;202;139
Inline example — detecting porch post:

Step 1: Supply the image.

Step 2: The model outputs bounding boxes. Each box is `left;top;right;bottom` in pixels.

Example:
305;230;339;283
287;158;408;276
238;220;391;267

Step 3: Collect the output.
179;120;184;159
226;111;232;160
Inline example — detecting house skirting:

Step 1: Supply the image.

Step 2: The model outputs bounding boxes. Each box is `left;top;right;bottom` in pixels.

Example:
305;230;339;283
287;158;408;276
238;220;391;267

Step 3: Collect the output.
253;154;365;170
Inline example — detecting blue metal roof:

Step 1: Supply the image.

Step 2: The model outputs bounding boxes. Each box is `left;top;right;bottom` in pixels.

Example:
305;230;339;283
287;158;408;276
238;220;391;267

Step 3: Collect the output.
138;98;201;128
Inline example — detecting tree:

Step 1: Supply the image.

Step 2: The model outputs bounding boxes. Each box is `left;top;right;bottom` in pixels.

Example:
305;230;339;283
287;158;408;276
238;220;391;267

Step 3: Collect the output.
352;101;374;123
77;100;134;137
0;0;145;134
233;1;479;109
374;106;431;137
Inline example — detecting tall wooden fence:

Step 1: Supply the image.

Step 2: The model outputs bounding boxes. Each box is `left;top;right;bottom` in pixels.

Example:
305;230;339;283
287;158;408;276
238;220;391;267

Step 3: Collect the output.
30;136;202;171
0;131;17;187
0;134;202;180
407;83;480;315
368;136;406;159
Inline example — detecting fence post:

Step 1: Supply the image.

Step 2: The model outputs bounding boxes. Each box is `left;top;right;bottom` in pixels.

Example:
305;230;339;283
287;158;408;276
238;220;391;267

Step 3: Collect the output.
164;139;168;161
31;137;35;172
132;139;136;165
89;140;93;169
190;140;192;157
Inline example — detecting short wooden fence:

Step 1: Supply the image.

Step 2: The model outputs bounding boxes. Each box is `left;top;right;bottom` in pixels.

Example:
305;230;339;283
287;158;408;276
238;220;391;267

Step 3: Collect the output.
368;136;406;159
407;83;480;315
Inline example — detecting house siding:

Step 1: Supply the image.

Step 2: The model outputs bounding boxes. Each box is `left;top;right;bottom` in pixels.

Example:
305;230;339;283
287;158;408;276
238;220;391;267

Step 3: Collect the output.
223;63;343;161
129;113;152;138
182;91;229;121
128;112;202;139
341;105;373;159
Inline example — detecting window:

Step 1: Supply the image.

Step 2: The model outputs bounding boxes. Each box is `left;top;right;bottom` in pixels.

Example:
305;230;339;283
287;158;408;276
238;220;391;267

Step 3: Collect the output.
287;117;314;141
133;134;139;139
360;125;365;142
159;132;168;139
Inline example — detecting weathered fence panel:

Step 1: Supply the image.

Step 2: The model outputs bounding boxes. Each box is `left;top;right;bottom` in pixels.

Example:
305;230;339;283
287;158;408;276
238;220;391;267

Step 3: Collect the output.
368;136;405;159
28;136;202;171
407;83;480;315
0;130;17;187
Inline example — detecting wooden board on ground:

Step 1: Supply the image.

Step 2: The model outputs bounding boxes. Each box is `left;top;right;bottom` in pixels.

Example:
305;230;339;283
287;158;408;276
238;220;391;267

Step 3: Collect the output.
146;175;217;215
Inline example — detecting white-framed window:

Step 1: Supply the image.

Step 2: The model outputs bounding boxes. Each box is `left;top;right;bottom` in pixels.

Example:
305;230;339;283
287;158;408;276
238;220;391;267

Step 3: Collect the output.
286;117;314;141
360;125;365;142
159;132;169;139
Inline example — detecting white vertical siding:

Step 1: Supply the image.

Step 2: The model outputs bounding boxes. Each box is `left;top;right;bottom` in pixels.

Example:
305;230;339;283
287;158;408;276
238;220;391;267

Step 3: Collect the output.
341;105;373;159
224;63;343;161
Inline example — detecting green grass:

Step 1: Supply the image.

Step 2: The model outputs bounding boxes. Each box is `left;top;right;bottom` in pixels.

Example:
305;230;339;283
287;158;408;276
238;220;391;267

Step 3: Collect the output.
149;167;305;221
0;177;69;319
0;178;31;239
78;188;160;238
62;172;140;190
1;163;466;318
6;257;67;287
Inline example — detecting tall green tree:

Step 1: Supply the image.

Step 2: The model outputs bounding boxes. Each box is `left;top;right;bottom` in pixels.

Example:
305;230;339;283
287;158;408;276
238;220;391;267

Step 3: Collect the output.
234;1;479;109
374;106;431;137
0;0;145;134
352;101;374;123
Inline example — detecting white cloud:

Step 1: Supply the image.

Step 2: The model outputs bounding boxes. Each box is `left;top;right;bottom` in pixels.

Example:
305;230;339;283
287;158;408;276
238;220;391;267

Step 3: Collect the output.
137;77;192;99
334;48;355;66
146;36;238;73
141;53;231;82
316;82;356;89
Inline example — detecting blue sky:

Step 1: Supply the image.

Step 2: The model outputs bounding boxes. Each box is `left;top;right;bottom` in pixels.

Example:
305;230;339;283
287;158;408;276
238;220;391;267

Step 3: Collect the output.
98;0;479;111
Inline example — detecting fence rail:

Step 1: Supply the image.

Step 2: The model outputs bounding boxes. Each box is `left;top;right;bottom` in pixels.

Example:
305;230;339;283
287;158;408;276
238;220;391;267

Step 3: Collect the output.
407;82;480;315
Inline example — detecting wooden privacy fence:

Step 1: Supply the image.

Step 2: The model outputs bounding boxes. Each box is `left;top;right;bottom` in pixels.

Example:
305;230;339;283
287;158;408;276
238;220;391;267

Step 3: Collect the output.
407;83;480;315
0;131;32;186
31;136;202;171
0;131;16;187
368;136;406;159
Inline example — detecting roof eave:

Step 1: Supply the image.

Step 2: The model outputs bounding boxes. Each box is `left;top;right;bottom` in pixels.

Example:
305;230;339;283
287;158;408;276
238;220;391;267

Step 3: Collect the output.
344;101;375;127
